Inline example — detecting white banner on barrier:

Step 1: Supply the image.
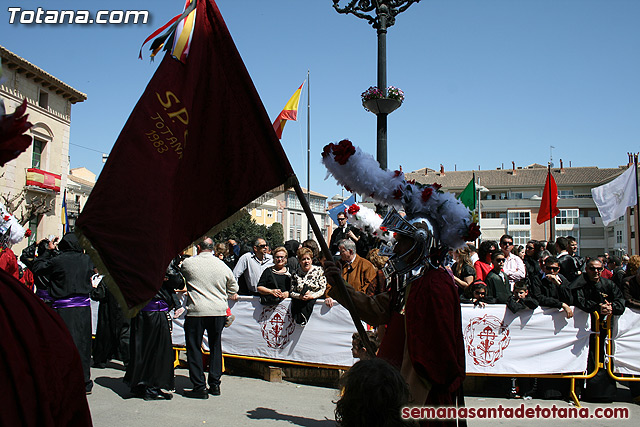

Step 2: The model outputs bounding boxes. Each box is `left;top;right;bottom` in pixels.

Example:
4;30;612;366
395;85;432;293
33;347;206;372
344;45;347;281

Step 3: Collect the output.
612;307;640;375
221;297;358;367
90;298;594;373
461;304;591;375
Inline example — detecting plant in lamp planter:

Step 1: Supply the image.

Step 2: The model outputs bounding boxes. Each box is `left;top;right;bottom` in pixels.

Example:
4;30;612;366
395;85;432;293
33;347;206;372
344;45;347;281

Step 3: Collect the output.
361;86;404;114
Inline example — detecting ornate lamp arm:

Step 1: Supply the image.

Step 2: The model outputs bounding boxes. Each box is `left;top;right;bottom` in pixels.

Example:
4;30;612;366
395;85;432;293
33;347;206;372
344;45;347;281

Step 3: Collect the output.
332;0;421;30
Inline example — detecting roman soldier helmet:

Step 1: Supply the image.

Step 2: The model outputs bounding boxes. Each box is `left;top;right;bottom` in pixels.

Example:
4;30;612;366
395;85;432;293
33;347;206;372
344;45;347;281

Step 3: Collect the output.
322;139;480;276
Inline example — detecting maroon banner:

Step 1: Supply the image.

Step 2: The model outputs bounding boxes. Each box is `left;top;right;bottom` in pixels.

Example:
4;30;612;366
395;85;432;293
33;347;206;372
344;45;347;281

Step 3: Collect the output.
75;0;296;314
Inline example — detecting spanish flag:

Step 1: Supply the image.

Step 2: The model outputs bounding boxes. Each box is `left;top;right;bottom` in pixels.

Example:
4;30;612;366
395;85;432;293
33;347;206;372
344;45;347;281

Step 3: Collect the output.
272;82;304;139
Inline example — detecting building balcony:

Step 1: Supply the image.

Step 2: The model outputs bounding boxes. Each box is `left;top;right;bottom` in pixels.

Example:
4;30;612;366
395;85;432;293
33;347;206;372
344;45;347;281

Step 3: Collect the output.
25;168;61;193
479;218;506;229
579;216;603;228
66;200;81;216
480;197;598;211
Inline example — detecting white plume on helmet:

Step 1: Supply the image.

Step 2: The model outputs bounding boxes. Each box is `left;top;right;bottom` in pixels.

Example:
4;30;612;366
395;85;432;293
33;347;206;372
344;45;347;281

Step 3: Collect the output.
345;203;395;244
0;202;27;247
322;139;479;250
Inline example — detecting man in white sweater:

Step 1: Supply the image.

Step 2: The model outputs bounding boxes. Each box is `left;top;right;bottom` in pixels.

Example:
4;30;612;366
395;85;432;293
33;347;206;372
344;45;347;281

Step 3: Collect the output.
181;237;238;399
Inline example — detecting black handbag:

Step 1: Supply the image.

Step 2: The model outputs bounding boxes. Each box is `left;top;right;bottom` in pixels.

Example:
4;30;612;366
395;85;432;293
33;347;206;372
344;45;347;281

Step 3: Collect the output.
259;269;282;305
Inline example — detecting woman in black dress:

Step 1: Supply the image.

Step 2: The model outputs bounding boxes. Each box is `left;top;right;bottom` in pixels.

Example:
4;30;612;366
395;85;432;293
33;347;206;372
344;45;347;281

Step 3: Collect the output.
450;245;476;295
257;246;291;305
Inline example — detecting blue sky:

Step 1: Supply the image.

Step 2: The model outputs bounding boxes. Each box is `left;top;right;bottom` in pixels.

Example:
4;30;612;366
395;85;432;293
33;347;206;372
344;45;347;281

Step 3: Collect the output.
2;0;639;201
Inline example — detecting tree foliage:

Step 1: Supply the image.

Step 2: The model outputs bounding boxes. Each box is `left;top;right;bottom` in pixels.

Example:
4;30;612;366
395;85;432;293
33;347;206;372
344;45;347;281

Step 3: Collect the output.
213;209;284;248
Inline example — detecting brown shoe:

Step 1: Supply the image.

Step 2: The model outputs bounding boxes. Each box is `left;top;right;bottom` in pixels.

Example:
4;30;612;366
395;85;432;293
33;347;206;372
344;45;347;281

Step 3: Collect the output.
225;314;235;328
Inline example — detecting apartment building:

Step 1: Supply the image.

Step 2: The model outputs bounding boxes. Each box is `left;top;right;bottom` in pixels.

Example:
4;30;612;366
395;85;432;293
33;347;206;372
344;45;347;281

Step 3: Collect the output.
248;186;330;243
406;161;638;257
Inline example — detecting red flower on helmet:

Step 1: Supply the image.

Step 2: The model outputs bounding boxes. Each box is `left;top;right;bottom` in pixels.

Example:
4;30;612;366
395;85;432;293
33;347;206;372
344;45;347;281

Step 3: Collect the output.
347;204;360;215
25;229;32;237
393;170;402;177
380;226;388;232
321;143;333;158
421;187;433;202
331;139;356;165
393;188;403;200
432;183;442;191
465;222;481;241
3;215;10;221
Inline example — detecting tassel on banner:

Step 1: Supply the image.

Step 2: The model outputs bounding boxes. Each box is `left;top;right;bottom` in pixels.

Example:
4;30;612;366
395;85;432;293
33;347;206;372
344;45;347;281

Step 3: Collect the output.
138;0;197;62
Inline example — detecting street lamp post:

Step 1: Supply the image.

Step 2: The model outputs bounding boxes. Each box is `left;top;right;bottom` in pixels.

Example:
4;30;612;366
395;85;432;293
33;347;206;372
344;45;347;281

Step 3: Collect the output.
332;0;421;170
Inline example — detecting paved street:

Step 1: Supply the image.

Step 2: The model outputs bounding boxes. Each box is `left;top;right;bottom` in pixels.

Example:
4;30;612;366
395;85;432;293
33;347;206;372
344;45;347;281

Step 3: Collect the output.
88;362;337;427
88;362;639;427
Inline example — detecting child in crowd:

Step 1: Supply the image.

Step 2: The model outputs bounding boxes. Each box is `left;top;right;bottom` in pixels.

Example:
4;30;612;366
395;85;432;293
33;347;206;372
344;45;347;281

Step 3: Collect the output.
460;280;494;307
351;331;380;360
505;280;539;399
506;280;539;314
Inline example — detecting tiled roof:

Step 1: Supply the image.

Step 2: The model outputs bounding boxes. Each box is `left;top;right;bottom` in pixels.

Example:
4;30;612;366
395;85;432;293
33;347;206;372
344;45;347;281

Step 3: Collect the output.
406;165;630;190
0;45;86;103
287;186;327;199
68;174;95;188
263;184;326;199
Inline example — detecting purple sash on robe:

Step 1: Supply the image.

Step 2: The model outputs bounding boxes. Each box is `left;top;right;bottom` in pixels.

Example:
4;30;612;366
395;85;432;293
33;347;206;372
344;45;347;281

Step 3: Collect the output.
36;289;52;302
141;299;169;312
51;295;90;309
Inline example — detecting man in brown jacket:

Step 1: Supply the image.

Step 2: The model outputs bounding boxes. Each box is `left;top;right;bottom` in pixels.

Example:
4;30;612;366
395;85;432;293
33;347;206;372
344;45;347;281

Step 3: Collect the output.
338;239;377;296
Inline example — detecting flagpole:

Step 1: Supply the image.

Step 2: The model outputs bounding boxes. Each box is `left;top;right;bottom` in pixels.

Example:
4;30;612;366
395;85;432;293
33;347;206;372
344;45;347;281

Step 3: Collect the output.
473;172;476;211
292;180;376;358
474;173;479;247
306;70;311;239
548;163;555;242
635;153;640;256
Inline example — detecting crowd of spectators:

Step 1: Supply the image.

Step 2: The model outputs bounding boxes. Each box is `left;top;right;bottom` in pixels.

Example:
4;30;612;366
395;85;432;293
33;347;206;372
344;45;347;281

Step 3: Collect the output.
3;217;640;410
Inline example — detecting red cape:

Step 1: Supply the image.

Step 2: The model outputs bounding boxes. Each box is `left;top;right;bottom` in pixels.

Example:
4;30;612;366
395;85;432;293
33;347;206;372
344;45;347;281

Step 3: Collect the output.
0;268;92;426
377;267;466;405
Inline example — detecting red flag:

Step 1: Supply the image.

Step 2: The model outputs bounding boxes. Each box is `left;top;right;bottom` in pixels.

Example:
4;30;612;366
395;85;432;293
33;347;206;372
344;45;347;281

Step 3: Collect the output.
536;170;560;224
75;0;296;314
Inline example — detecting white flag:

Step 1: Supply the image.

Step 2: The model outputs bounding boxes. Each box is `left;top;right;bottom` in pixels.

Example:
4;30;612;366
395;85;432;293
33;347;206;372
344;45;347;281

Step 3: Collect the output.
591;164;638;226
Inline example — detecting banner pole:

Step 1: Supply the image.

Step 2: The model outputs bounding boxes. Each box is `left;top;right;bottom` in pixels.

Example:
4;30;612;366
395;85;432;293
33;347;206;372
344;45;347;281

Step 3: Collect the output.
306;70;311;238
548;164;555;242
635;154;640;256
292;179;376;358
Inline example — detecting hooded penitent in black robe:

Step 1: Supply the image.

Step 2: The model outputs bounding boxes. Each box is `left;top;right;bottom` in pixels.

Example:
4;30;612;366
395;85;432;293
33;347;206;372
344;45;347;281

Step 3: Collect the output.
124;259;184;397
91;277;130;367
32;232;94;392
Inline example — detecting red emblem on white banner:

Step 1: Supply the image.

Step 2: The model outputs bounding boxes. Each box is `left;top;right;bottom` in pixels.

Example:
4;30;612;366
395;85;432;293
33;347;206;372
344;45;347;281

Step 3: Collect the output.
259;303;295;349
464;314;511;367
